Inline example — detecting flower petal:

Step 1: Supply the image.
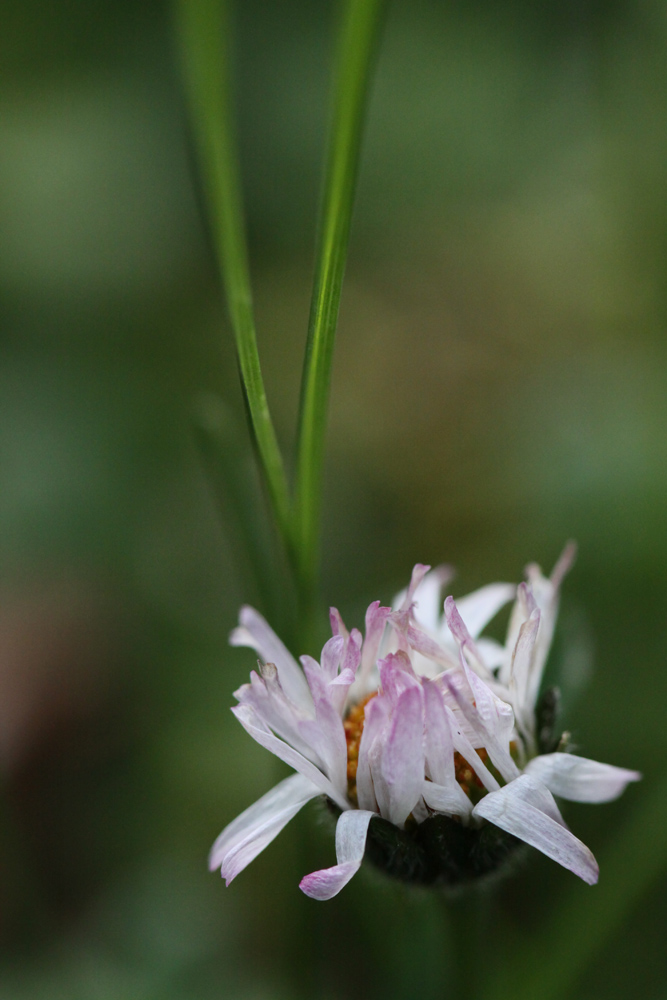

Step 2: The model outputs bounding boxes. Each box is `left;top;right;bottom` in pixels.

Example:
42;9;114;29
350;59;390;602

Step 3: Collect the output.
422;678;456;787
409;565;454;630
231;606;312;712
524;753;642;803
299;695;348;796
356;695;391;812
444;596;492;679
375;685;425;827
299;810;375;900
472;774;599;884
210;773;320;883
422;779;472;819
398;564;432;612
235;667;318;762
453;582;516;639
232;704;349;811
360;602;392;682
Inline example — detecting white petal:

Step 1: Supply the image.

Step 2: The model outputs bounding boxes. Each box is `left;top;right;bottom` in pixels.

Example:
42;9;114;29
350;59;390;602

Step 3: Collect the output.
410;565;453;631
453;583;516;639
232;704;349;811
299;810;375;900
524;753;642;803
472;774;599;884
210;773;320;883
509;607;541;738
475;637;506;671
423;678;456;788
231;607;312;712
422;779;472;819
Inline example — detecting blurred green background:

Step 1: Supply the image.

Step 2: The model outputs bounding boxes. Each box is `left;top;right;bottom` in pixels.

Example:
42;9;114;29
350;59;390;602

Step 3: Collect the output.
1;0;665;997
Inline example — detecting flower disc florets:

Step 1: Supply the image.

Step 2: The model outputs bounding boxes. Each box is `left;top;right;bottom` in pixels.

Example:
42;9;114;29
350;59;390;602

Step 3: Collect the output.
210;546;640;900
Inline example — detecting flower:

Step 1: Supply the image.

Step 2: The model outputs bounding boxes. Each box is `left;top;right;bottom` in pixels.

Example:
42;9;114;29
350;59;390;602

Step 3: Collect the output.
210;547;640;899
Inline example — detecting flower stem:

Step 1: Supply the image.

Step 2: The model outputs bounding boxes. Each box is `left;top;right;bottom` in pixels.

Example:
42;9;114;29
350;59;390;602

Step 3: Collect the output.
174;0;296;572
444;890;486;1000
294;0;387;599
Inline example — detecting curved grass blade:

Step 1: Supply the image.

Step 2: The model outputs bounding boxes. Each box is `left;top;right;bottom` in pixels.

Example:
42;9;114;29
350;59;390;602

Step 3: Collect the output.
295;0;387;595
174;0;294;565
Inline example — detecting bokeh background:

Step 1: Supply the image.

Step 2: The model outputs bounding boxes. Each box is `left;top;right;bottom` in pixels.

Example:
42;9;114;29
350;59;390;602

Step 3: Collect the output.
1;0;666;997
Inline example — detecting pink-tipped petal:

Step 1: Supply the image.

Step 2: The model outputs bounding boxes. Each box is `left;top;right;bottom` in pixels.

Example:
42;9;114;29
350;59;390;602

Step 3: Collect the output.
210;773;320;882
344;628;363;676
397;564;432;612
231;607;312;711
524;753;642;803
299;810;375;900
443;597;490;677
472;774;599;884
329;607;349;640
378;651;419;706
360;602;392;681
320;635;345;682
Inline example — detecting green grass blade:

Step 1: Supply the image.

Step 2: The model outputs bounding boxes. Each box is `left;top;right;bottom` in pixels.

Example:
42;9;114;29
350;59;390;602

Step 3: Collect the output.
174;0;294;561
295;0;387;594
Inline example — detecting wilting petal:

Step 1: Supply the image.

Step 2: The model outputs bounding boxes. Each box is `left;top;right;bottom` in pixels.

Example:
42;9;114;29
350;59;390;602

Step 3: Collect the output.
360;602;392;682
444;596;492;679
232;704;349;811
453;583;516;640
378;651;419;705
398;564;432;612
356;695;391;812
423;678;456;788
210;773;320;883
422;779;472;819
300;695;348;796
445;657;519;784
509;607;541;740
299;810;375;900
329;607;349;639
409;565;453;631
402;620;458;669
376;686;425;827
235;669;318;762
524;753;642;803
231;607;312;712
319;635;345;682
443;701;500;792
472;774;599;884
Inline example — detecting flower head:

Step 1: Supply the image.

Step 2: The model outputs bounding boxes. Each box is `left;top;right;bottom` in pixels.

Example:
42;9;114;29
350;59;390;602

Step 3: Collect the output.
210;547;640;899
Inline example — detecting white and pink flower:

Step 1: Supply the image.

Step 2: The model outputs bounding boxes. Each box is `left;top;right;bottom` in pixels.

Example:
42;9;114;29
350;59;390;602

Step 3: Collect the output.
210;547;640;899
